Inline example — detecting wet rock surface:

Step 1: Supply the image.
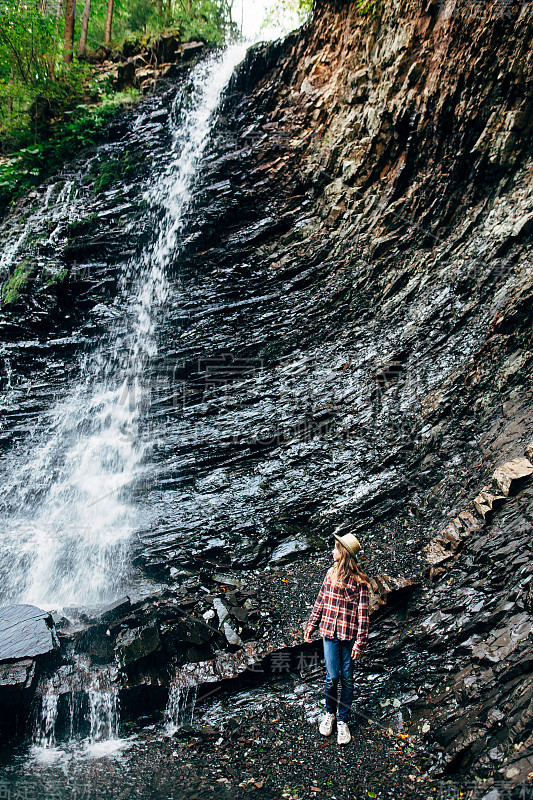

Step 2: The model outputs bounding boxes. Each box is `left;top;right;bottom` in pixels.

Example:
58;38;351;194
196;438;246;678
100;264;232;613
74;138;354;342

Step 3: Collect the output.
0;0;533;795
0;605;59;739
0;605;59;661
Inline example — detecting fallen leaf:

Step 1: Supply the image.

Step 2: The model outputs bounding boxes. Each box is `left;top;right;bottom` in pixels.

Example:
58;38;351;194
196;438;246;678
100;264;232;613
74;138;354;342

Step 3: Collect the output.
254;782;263;788
271;718;279;723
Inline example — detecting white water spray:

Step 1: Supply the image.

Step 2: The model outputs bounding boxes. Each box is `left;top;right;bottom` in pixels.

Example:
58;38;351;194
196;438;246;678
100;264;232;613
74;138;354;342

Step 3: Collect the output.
165;678;198;732
0;45;247;609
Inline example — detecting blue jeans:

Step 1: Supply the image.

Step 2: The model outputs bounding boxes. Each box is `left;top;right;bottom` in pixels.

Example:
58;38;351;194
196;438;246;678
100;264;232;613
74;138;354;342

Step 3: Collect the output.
323;631;356;723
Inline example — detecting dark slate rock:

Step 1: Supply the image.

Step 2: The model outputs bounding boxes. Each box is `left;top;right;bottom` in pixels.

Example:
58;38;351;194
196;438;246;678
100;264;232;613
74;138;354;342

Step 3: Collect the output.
0;659;35;690
0;605;59;661
98;597;132;624
114;624;161;668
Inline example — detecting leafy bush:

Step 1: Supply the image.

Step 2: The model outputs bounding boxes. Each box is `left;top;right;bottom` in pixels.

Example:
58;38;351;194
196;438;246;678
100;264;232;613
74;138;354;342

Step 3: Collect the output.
0;88;140;210
0;0;233;212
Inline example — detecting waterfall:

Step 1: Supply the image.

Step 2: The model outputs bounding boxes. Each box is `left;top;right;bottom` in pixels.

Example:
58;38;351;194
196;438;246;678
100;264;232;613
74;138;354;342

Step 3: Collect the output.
0;45;246;609
32;689;120;750
165;679;198;732
33;694;59;748
32;661;121;748
0;180;78;280
88;689;120;742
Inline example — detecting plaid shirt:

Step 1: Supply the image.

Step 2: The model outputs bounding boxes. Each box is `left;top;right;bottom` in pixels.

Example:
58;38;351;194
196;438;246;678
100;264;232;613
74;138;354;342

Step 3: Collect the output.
306;568;370;653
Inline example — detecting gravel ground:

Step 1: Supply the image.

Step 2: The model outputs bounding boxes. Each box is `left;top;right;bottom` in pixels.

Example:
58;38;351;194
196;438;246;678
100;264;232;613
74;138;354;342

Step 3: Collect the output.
159;697;471;800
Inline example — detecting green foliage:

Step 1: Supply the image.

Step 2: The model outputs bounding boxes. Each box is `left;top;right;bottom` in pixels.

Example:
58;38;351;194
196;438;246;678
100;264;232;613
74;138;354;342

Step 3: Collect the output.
260;0;313;34
1;257;36;306
355;0;377;15
0;1;233;211
0;91;141;208
86;0;233;45
0;0;232;153
173;0;235;43
1;2;65;148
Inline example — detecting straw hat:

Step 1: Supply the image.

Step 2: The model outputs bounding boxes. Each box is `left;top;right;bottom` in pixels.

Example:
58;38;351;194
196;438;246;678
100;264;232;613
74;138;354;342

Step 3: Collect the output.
333;531;361;560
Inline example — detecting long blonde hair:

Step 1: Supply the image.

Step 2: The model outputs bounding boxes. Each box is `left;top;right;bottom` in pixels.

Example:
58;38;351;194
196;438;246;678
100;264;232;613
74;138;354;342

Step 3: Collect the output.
330;541;371;589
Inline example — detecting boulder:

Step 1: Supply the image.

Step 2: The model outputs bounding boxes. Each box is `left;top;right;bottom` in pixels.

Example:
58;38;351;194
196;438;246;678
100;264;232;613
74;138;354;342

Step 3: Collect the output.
0;604;59;661
0;659;35;690
223;623;243;647
181;42;205;61
0;605;58;741
492;457;533;496
474;488;506;518
114;624;161;668
369;574;418;611
182;616;215;646
0;656;38;740
270;535;310;563
152;34;181;63
98;597;132;624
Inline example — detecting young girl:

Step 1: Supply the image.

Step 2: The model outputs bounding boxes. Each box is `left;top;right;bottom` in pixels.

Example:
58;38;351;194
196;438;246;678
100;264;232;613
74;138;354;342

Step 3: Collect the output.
304;532;371;745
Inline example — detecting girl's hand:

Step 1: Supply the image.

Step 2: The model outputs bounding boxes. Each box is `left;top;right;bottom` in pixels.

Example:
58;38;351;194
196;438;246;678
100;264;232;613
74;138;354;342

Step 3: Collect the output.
351;647;364;661
304;627;313;643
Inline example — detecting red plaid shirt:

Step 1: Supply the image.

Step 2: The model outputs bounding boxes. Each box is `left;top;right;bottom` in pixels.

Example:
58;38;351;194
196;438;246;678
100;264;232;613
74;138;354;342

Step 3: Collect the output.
306;568;370;653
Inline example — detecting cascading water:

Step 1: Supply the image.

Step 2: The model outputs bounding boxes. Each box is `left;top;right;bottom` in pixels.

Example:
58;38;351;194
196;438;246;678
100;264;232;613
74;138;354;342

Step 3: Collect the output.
0;45;247;611
88;689;120;742
31;658;122;751
165;679;199;733
34;694;59;748
0;179;79;282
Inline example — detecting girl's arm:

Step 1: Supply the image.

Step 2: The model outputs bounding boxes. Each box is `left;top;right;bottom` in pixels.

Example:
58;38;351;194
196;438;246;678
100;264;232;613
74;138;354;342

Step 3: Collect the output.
305;573;329;635
352;584;370;655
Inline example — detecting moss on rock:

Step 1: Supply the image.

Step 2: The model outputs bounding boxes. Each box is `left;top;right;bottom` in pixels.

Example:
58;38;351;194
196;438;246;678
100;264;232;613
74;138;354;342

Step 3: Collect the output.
1;258;37;307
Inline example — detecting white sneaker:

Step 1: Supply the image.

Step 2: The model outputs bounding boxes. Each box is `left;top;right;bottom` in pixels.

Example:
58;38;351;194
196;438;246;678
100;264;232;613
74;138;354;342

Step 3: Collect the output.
337;721;351;745
319;712;336;736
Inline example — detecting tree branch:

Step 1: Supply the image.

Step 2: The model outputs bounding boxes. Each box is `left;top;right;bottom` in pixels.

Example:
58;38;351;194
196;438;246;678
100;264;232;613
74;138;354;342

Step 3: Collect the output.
0;25;29;84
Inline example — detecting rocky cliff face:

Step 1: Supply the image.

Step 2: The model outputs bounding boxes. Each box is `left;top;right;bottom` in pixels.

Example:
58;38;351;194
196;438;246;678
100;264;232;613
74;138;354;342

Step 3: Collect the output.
160;0;533;785
0;0;532;792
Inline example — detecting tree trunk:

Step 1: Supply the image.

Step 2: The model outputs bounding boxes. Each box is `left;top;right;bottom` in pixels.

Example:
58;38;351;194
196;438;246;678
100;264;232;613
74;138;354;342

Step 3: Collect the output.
156;0;162;15
63;0;76;63
77;0;91;57
104;0;114;45
56;0;62;19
